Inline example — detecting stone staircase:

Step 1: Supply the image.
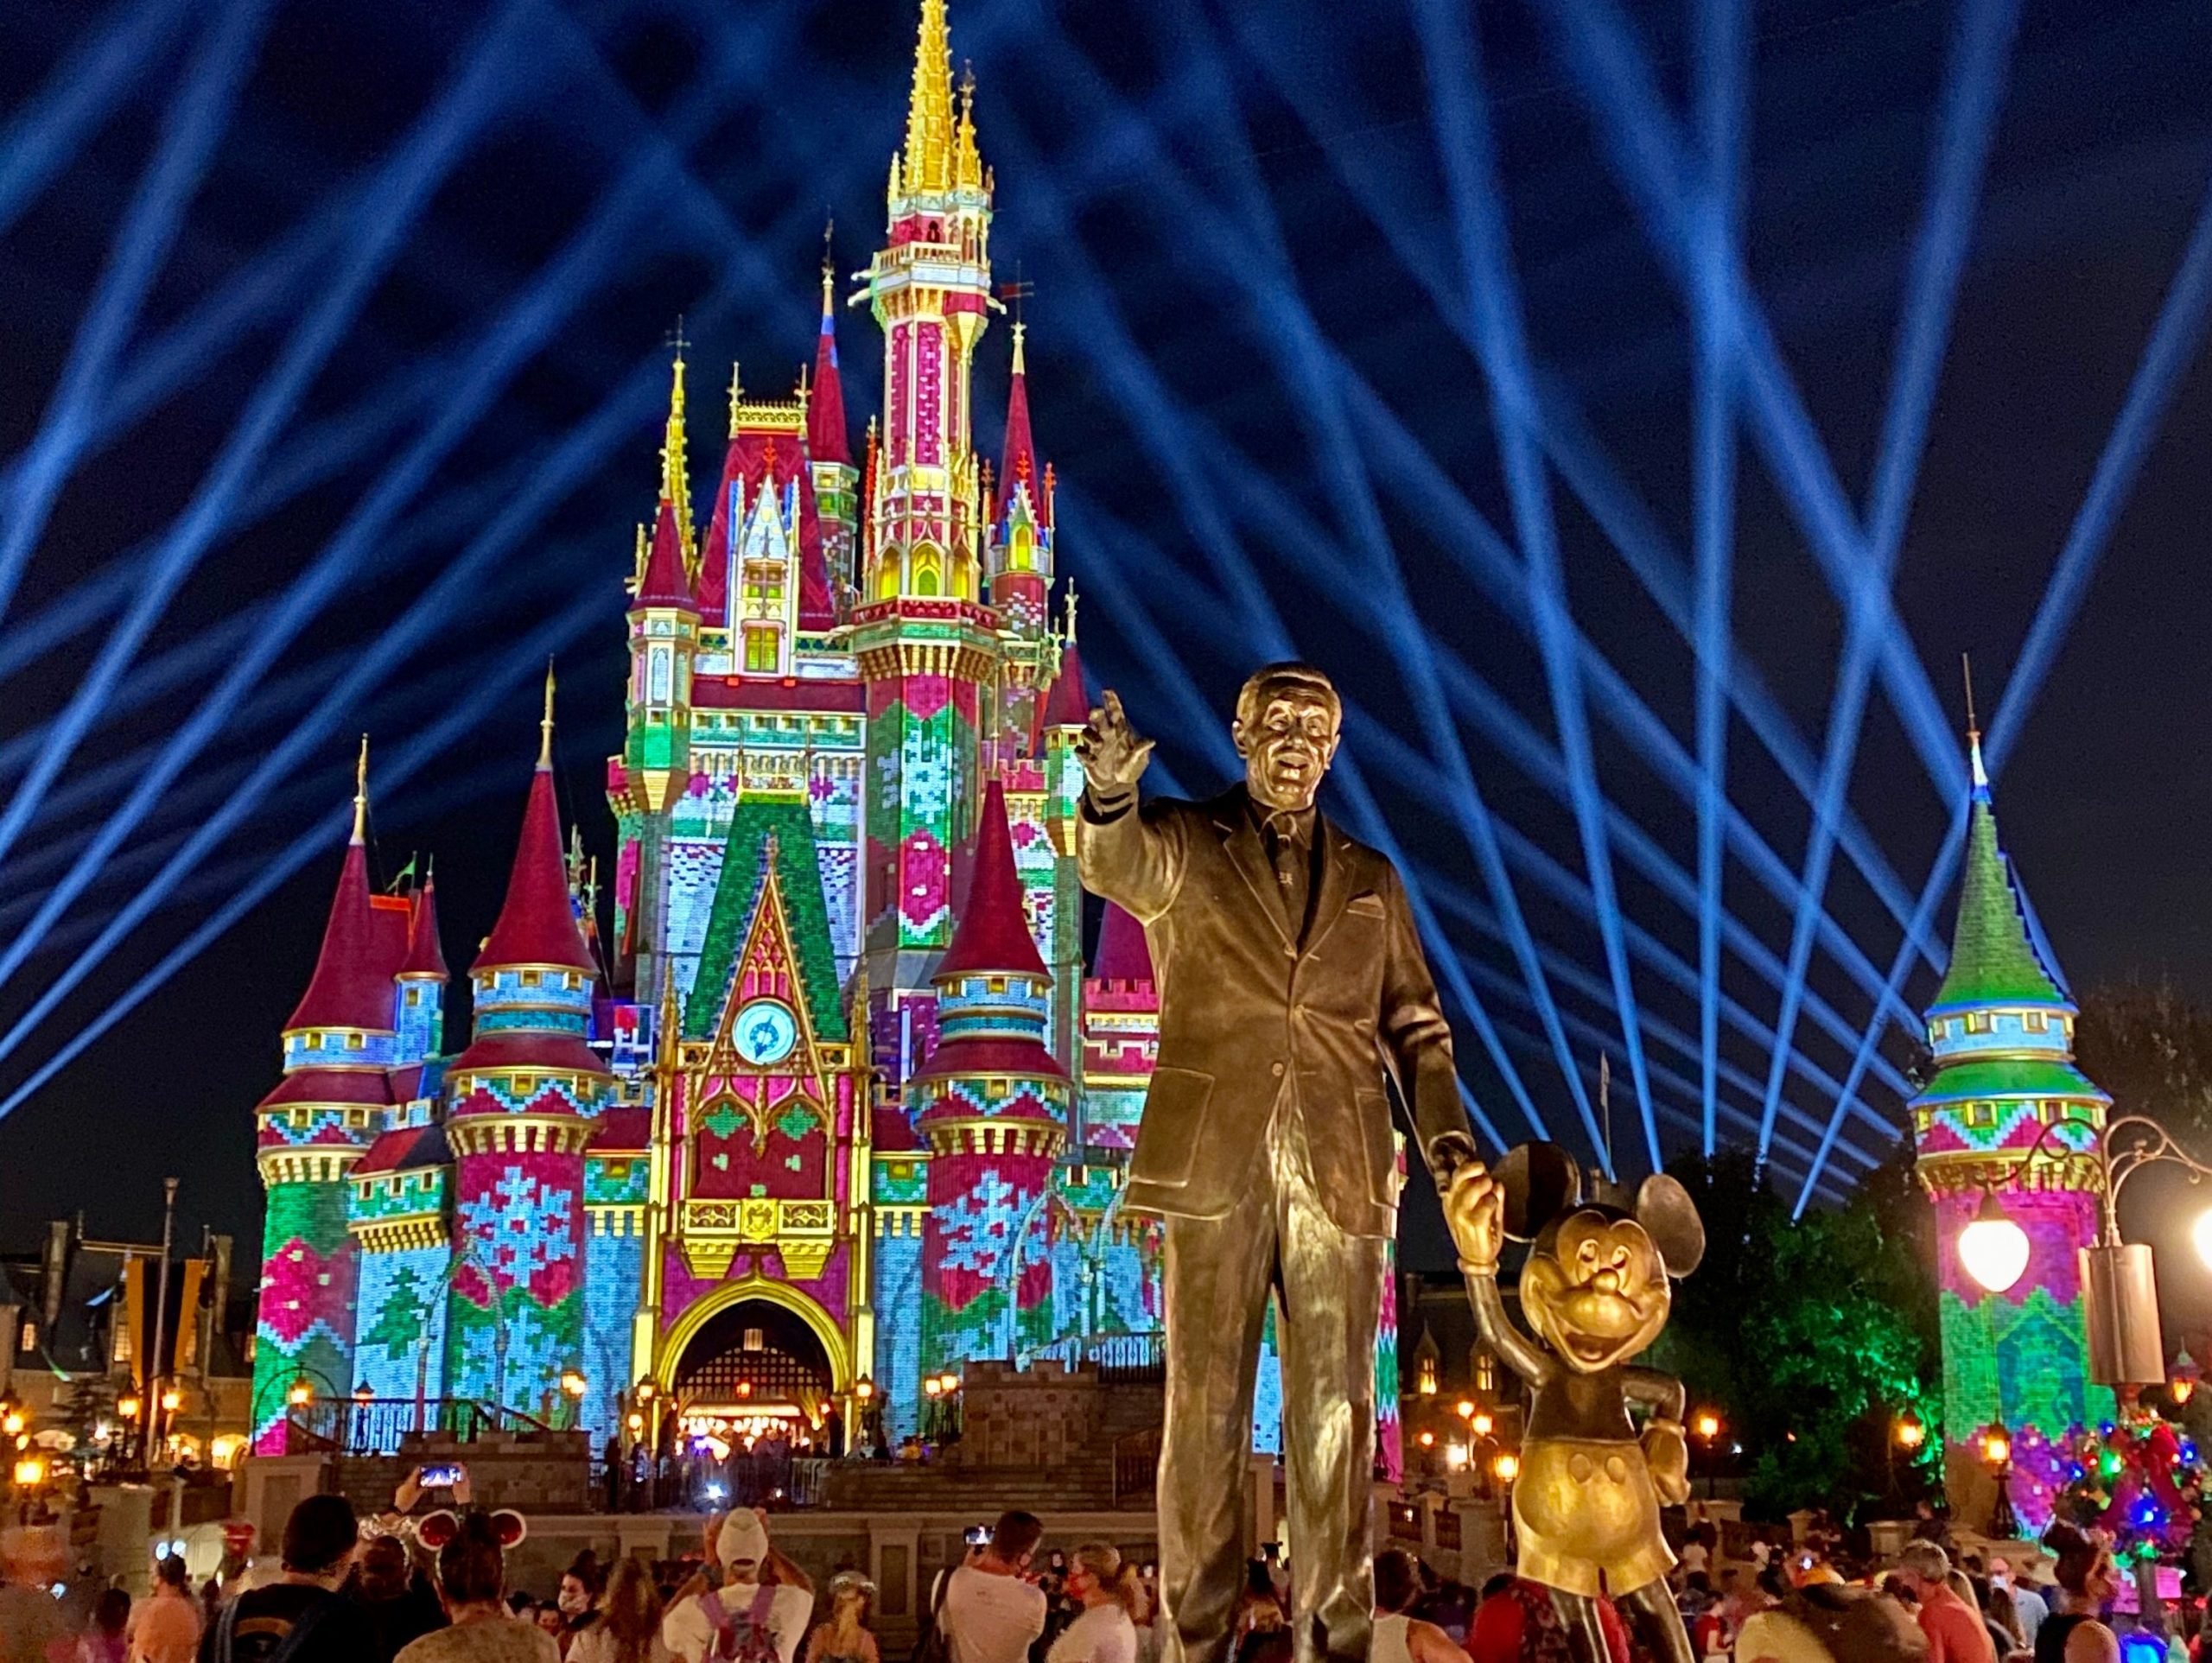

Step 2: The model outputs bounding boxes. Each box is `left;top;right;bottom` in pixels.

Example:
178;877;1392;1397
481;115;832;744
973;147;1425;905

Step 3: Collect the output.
824;1376;1164;1514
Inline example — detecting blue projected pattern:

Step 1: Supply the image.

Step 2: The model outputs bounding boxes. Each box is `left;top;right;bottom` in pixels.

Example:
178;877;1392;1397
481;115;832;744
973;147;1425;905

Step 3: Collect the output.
0;0;2200;1221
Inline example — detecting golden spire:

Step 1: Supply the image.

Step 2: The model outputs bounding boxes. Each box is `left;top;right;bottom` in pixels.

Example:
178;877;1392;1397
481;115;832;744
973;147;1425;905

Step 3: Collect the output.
660;335;694;560
727;362;743;435
351;734;370;845
954;61;983;192
1063;581;1079;643
539;659;556;771
902;0;956;196
1010;317;1027;376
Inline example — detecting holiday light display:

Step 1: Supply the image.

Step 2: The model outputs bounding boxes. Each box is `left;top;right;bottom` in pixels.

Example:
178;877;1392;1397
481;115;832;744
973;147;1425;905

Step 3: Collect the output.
247;0;1172;1453
2054;1410;2206;1561
1911;728;2115;1528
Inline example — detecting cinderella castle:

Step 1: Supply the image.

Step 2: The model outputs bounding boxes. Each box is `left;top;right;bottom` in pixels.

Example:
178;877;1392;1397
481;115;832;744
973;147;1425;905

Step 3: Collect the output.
247;0;1169;1452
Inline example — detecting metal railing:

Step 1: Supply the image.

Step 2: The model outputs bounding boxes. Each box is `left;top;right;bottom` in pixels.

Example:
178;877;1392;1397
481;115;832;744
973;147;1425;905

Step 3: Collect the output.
1112;1427;1160;1506
1027;1331;1166;1385
288;1398;560;1456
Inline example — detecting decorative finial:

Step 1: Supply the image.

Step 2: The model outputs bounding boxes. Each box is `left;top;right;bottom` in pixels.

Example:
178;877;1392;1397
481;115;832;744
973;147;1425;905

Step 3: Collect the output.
1962;653;1987;790
539;658;557;771
728;362;742;434
1011;317;1027;373
822;213;836;282
352;734;370;845
1063;581;1079;643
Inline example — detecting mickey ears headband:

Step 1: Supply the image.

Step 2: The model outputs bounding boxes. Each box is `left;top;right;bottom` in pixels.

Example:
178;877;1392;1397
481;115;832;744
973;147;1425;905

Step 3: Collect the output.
416;1510;528;1552
1493;1141;1707;1277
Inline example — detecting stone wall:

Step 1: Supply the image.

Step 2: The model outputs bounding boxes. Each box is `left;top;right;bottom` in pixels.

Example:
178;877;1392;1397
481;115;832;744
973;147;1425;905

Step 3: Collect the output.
949;1359;1098;1470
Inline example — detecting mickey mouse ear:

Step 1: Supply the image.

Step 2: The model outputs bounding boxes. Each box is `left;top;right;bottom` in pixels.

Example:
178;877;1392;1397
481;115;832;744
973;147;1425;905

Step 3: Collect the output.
1497;1142;1582;1242
1635;1173;1707;1277
415;1512;459;1552
492;1510;528;1549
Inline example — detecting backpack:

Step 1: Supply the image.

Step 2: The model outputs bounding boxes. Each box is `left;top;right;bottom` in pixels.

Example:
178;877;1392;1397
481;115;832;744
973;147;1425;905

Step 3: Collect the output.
910;1566;955;1663
699;1583;784;1663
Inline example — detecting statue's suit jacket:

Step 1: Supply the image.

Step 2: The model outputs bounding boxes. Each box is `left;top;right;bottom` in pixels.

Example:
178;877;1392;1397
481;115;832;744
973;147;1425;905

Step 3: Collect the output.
1077;781;1465;1239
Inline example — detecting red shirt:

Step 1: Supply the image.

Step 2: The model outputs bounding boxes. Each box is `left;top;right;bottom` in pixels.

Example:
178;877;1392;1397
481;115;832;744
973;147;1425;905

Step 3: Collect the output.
1918;1584;1999;1663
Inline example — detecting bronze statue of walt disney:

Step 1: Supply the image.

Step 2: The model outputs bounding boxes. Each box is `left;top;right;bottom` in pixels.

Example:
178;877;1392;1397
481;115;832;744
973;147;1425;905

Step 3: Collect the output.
1075;666;1476;1663
1444;1145;1707;1663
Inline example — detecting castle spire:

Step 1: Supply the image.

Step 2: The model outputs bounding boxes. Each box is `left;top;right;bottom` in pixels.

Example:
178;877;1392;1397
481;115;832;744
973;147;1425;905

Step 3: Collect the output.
902;0;957;197
808;237;852;466
351;733;370;846
659;340;695;562
285;770;397;1033
1929;727;2063;1015
997;321;1044;525
538;659;556;771
479;695;595;974
954;60;983;193
936;777;1048;981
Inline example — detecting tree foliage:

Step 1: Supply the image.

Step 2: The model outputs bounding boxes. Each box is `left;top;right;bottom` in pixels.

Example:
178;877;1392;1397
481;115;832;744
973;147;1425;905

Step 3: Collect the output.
1653;1146;1942;1520
2075;979;2212;1138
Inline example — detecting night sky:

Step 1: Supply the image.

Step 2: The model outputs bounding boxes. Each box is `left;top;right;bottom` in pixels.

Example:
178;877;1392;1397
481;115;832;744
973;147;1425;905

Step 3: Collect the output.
3;0;2211;1274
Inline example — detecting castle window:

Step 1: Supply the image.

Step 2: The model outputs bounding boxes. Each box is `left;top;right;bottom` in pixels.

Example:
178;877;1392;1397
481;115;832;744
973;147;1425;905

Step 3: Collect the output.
521;970;542;988
346;1032;364;1050
1966;1013;1993;1034
2025;1012;2048;1033
1474;1350;1497;1393
17;1322;35;1355
745;629;778;674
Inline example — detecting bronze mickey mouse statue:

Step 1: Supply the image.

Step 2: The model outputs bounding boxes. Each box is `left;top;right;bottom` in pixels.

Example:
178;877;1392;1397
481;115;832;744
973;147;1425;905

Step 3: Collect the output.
1444;1143;1706;1663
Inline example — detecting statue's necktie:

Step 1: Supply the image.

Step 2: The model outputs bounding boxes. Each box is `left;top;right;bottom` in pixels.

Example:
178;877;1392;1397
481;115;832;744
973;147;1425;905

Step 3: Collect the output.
1263;811;1311;945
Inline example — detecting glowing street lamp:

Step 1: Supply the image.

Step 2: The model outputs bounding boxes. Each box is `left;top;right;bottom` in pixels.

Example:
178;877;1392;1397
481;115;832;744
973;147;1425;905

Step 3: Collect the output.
12;1457;44;1488
1958;1191;2032;1295
1981;1422;2018;1540
1;1412;22;1438
118;1395;142;1421
1471;1409;1494;1438
1455;1400;1476;1421
1895;1411;1927;1451
1491;1450;1521;1484
1693;1410;1721;1441
1960;1117;2212;1385
288;1381;314;1408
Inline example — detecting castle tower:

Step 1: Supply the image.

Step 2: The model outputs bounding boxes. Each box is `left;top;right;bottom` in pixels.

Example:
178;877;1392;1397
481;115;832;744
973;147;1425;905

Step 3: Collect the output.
1078;902;1157;1156
250;744;395;1450
444;676;612;1414
610;356;701;1012
1910;726;2113;1531
855;0;1004;1068
913;778;1069;1371
987;323;1052;637
808;254;860;615
1035;628;1090;1064
394;867;448;1066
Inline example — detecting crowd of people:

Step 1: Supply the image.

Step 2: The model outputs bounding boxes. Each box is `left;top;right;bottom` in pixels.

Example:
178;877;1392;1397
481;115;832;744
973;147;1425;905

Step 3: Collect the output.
0;1485;2187;1663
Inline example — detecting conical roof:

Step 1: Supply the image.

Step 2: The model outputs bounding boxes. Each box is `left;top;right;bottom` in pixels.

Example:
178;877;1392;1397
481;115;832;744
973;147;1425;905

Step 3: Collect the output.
286;841;396;1032
398;874;448;979
634;494;695;609
1090;902;1152;982
935;778;1047;981
1040;638;1089;731
808;267;851;466
474;701;595;974
996;324;1046;526
1929;754;2066;1013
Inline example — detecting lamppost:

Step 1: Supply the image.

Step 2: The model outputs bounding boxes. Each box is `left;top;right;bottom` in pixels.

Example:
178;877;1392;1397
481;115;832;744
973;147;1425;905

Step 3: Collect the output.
559;1371;588;1431
853;1377;880;1456
1957;1115;2212;1386
1981;1424;2018;1541
1692;1410;1723;1499
1491;1449;1521;1555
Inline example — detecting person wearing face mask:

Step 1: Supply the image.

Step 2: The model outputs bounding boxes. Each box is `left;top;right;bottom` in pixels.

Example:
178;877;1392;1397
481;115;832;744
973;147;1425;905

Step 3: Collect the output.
660;1512;813;1663
1077;667;1472;1663
557;1558;607;1657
